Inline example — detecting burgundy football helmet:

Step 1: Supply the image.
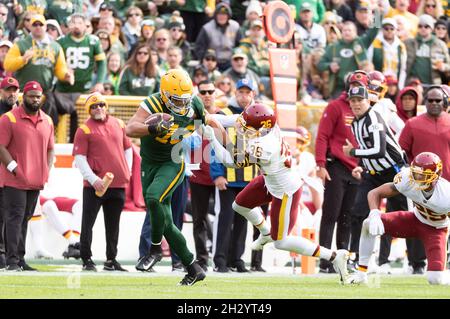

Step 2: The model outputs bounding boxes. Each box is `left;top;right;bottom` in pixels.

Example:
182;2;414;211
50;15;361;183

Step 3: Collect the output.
236;103;276;138
410;152;443;190
347;70;369;87
367;71;388;102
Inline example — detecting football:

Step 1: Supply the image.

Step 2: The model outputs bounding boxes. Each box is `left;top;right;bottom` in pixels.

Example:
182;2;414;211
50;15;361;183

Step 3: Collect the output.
144;113;174;136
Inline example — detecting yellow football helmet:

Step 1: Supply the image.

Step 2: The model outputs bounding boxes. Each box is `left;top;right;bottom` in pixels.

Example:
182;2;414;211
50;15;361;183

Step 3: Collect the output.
160;69;193;116
84;92;108;113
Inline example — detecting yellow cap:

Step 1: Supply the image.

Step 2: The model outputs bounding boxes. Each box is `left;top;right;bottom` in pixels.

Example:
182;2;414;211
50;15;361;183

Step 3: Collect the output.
30;14;46;25
84;92;108;113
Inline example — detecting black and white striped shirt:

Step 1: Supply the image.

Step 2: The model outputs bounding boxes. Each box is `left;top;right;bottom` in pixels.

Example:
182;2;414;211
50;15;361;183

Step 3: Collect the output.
351;108;405;173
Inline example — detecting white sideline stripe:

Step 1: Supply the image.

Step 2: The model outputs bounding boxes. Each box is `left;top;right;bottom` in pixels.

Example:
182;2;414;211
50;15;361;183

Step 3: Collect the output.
272;77;297;85
276;103;297;111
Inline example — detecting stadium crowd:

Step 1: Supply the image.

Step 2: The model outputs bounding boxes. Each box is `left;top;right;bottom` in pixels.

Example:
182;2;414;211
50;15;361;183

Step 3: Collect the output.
0;0;449;286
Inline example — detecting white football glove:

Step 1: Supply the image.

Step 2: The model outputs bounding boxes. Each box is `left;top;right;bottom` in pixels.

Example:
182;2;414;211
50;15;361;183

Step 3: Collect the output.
202;125;215;142
368;209;385;236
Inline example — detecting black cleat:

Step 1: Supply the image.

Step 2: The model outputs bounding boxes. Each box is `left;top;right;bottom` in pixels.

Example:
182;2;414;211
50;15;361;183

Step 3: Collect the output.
413;266;425;275
63;243;81;260
104;259;128;271
213;266;230;273
135;245;162;271
230;265;250;273
18;261;37;271
250;266;266;272
6;264;22;272
82;258;97;272
178;262;206;286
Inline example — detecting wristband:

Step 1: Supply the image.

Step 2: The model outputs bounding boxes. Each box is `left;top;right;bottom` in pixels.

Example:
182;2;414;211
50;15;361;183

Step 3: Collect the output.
7;160;17;173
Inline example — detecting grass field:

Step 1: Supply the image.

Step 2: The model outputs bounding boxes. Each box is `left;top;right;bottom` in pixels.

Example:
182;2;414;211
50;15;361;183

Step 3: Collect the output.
1;267;450;299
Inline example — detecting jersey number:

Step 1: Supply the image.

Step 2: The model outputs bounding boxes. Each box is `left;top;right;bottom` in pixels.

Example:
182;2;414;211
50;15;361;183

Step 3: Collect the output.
66;47;90;69
249;145;263;158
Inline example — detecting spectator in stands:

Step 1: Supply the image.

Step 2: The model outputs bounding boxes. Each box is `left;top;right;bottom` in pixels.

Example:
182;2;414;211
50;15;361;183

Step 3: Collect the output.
286;0;326;23
16;11;33;40
192;64;209;94
104;0;132;21
106;52;123;95
195;3;242;72
314;72;365;273
73;92;132;272
434;20;450;54
166;46;184;71
152;28;171;73
55;13;107;142
383;0;419;38
393;15;411;42
46;20;63;41
416;0;445;20
0;3;17;41
103;82;115;96
210;79;259;273
354;1;373;36
188;79;221;271
405;14;450;85
368;18;407;89
238;0;263;37
122;6;143;55
215;74;235;108
223;48;261;97
324;0;353;22
131;19;155;55
47;0;82;27
395;86;420;122
318;20;378;98
0;76;20;270
202;49;222;83
4;14;74;127
98;2;116;19
305;48;329;101
295;2;327;52
0;40;12;81
118;44;160;96
178;0;214;43
167;13;191;68
98;16;127;61
0;81;54;271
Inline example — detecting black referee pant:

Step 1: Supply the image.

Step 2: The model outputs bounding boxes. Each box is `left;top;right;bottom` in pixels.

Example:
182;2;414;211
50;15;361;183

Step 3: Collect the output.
80;187;125;261
349;167;426;268
189;181;215;268
213;186;248;270
319;160;359;271
3;187;39;267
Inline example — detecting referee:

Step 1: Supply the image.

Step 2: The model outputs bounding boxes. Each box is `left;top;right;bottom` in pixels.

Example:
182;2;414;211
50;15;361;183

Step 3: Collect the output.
343;86;407;271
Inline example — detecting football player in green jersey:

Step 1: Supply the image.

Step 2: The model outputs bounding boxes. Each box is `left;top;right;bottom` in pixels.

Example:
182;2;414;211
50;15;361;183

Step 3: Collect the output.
126;69;226;286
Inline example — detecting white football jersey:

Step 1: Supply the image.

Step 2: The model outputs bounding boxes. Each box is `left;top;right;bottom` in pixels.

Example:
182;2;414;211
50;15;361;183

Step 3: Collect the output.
246;125;303;199
393;167;450;228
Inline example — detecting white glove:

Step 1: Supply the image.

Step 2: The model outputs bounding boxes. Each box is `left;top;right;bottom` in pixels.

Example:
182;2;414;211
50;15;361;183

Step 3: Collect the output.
368;209;385;236
202;125;215;142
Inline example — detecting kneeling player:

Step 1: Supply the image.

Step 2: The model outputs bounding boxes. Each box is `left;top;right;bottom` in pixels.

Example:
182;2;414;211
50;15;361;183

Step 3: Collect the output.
204;103;349;283
347;152;450;285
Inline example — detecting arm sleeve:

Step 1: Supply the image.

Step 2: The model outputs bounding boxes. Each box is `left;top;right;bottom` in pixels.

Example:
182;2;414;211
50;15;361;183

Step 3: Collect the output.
54;47;68;81
3;44;26;72
353;113;387;159
95;58;107;84
74;154;99;185
317;44;333;72
118;67;131;96
314;102;338;167
208;134;236;168
398;121;413;162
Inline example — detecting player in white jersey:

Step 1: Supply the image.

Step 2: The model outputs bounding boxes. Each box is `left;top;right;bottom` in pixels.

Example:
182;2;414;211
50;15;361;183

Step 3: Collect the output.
367;71;404;139
347;152;450;285
204;103;349;282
